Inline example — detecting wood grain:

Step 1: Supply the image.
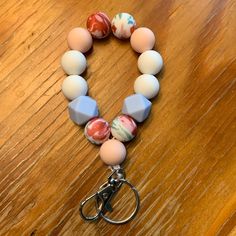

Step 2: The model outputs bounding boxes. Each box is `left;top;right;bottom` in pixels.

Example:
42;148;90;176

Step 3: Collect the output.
0;0;236;235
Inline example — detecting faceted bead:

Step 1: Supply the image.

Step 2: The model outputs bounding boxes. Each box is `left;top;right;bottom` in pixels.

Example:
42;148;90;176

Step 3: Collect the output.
111;115;137;142
122;94;152;122
84;118;110;145
68;96;98;125
100;139;126;166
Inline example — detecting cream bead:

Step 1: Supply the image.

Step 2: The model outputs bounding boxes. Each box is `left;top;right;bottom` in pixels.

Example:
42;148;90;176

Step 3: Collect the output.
134;74;160;99
62;75;88;100
138;50;163;75
61;50;87;75
99;139;126;166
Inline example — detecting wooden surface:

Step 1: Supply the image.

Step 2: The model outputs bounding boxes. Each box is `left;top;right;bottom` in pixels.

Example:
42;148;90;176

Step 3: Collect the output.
0;0;236;235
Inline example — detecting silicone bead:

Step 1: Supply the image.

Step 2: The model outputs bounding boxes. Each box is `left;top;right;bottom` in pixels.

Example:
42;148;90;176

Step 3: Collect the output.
87;12;111;39
111;115;137;142
138;50;163;75
122;94;152;122
134;74;160;99
68;96;98;125
62;75;88;100
130;27;155;53
111;13;136;39
84;118;110;145
100;139;126;166
67;27;93;53
61;50;87;75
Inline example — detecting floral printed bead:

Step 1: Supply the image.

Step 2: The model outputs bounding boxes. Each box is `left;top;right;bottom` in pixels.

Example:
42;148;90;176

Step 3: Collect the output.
111;13;136;39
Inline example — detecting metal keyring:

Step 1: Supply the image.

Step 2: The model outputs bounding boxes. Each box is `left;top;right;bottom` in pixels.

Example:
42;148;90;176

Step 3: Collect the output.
96;179;140;224
79;167;140;224
80;192;103;221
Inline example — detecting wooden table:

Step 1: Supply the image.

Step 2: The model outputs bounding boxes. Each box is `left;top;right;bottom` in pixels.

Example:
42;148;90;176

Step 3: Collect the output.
0;0;236;235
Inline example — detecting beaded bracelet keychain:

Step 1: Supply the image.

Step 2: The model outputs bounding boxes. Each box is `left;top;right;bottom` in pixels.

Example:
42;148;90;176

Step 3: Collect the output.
60;12;163;224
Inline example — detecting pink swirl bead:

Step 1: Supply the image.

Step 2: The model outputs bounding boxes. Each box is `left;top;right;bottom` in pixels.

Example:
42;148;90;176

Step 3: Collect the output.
111;115;137;142
87;12;111;39
84;118;110;145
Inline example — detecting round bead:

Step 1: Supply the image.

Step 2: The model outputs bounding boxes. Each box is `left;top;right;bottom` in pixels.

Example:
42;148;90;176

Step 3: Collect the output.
111;115;137;142
84;118;110;145
61;75;88;100
61;50;87;75
111;13;136;39
87;12;111;39
67;27;93;53
138;50;163;75
130;27;155;53
134;74;160;99
100;139;126;166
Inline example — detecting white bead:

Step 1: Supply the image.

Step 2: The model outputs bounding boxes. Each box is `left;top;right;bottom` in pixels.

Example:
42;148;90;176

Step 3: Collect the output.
138;50;163;75
134;74;160;99
61;50;87;75
62;75;88;100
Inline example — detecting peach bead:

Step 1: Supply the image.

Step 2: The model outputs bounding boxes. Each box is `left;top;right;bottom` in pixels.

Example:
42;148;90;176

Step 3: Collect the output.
67;27;93;53
130;27;155;53
99;139;126;166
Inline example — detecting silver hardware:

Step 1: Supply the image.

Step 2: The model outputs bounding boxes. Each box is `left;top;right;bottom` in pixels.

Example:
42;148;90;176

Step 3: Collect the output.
79;166;140;224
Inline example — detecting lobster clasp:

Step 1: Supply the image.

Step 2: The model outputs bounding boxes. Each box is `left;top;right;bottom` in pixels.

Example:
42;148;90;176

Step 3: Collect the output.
79;166;140;224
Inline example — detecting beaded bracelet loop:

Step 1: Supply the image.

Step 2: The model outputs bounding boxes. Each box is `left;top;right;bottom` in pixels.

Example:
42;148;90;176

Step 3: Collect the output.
61;12;163;224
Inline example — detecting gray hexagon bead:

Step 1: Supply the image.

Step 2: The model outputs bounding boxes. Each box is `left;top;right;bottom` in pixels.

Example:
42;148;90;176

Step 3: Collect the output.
122;94;152;122
68;96;99;125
